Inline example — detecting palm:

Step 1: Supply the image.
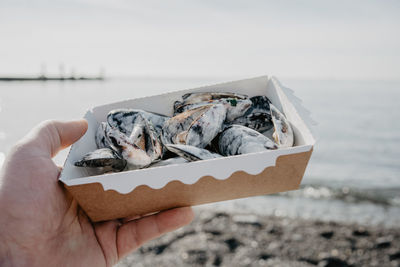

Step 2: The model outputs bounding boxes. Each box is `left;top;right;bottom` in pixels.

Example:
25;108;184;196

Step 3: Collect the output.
0;120;193;267
18;153;106;266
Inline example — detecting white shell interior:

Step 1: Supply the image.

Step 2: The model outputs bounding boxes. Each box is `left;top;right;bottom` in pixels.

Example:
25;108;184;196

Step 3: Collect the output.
59;76;315;194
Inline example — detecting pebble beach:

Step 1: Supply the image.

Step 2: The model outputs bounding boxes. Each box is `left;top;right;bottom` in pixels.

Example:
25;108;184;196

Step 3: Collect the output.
117;210;400;267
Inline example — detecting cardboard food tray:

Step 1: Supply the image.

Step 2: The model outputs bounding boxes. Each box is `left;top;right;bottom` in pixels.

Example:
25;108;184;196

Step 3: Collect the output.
59;76;315;222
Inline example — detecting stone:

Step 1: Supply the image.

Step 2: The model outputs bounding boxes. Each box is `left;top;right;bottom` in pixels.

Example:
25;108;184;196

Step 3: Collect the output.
389;251;400;261
259;253;273;260
232;214;263;228
213;254;223;266
224;238;241;252
352;228;370;237
320;231;334;239
375;236;392;249
299;257;319;265
183;250;208;265
318;257;351;267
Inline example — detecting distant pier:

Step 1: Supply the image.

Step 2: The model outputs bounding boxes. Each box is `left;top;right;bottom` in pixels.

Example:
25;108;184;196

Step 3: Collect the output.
0;75;104;82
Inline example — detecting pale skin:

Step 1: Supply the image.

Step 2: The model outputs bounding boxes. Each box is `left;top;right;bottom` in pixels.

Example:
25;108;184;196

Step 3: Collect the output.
0;120;194;267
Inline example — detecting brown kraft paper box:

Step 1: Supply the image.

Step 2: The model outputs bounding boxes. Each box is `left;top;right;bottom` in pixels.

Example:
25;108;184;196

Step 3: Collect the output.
59;76;315;222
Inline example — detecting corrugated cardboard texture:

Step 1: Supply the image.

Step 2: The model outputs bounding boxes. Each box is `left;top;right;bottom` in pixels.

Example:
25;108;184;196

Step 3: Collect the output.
66;150;312;222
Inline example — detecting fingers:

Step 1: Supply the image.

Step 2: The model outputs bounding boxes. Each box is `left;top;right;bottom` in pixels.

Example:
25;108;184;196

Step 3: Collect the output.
94;220;121;267
24;119;88;157
116;207;194;259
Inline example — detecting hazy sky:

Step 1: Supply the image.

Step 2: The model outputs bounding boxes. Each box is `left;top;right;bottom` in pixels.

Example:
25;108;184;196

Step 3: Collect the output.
1;0;399;80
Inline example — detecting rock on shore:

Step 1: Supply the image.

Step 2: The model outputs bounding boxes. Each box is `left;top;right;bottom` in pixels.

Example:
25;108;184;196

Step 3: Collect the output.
117;210;400;267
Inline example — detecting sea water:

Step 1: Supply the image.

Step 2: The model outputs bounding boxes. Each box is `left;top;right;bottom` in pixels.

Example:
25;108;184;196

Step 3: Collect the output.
1;77;399;226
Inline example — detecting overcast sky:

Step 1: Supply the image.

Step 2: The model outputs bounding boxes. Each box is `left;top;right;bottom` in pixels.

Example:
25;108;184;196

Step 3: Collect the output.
1;0;399;80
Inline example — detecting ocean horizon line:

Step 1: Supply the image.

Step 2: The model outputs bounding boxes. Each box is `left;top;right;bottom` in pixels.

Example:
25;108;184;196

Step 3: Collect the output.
1;73;400;83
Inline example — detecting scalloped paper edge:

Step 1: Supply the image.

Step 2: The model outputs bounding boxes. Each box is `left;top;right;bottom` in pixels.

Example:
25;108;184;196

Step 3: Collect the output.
79;148;312;196
63;145;312;194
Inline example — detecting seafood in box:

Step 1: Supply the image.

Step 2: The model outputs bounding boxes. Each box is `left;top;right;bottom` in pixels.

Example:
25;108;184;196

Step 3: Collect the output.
74;90;293;174
59;76;315;222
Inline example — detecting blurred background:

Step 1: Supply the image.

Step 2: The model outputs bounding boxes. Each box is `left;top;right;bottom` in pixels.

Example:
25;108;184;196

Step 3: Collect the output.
1;0;399;266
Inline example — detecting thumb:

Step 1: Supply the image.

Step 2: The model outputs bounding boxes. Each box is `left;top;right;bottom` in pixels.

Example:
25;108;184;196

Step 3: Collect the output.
25;119;88;158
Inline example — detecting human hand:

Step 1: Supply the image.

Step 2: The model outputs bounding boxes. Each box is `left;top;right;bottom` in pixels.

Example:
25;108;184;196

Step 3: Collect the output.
0;120;194;267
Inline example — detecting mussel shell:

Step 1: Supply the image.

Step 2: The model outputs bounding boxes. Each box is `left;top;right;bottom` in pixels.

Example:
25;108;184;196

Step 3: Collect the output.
174;98;252;122
107;109;169;137
74;148;127;172
250;95;272;110
130;114;163;161
180;92;248;105
149;157;188;168
105;120;162;169
162;106;210;145
228;95;273;132
218;125;277;156
162;104;227;148
270;104;294;148
95;122;113;149
165;144;222;162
